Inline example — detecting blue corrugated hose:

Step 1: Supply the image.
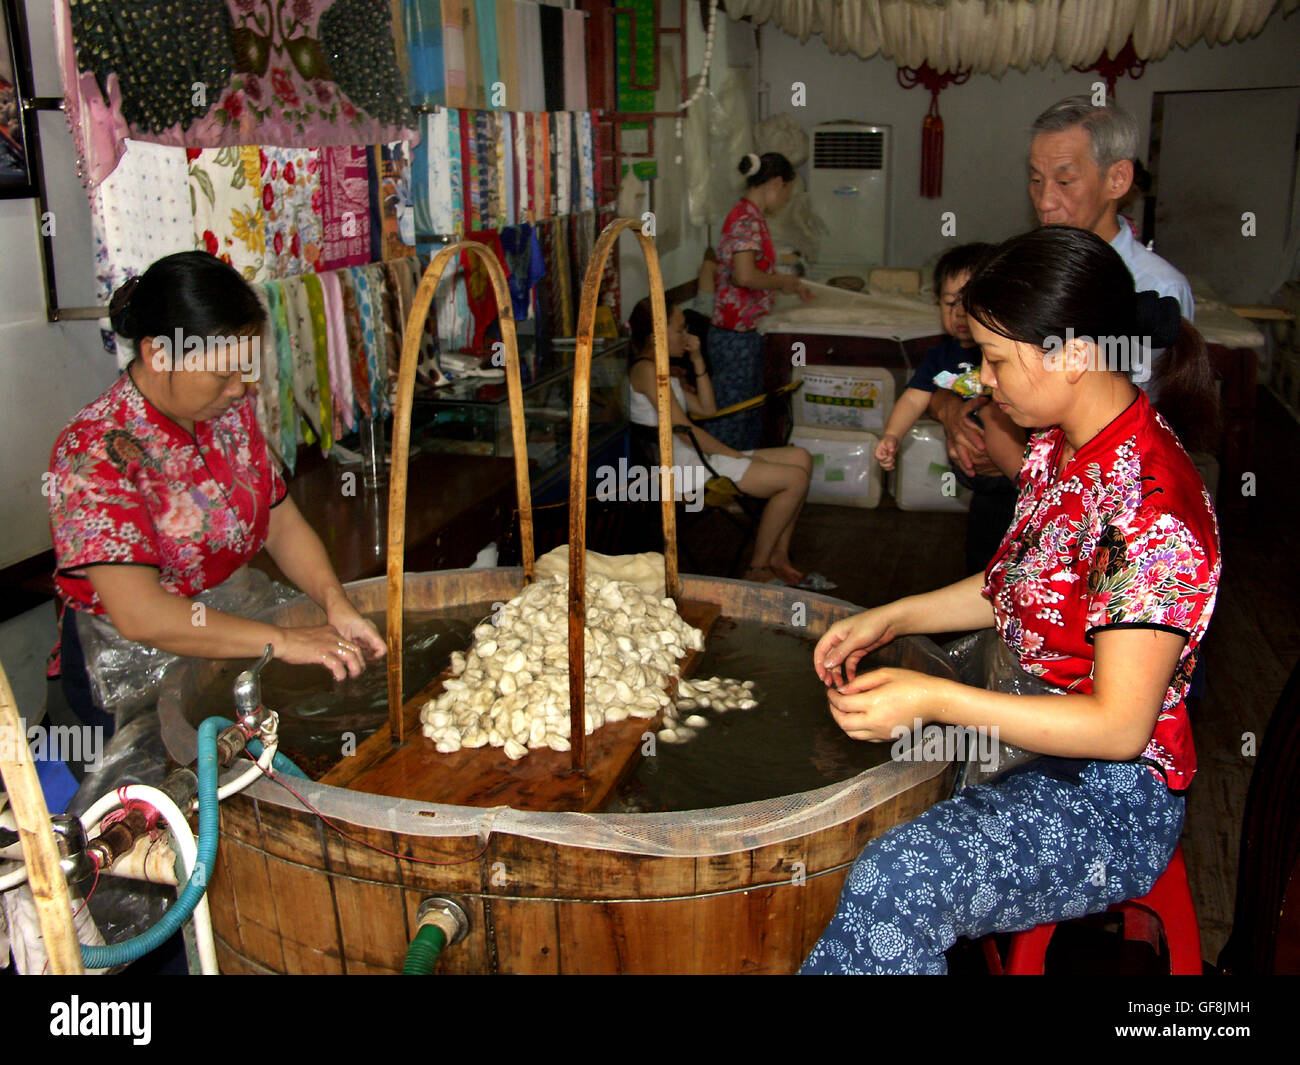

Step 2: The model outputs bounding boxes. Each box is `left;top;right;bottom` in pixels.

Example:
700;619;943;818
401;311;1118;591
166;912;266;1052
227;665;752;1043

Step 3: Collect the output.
79;717;306;968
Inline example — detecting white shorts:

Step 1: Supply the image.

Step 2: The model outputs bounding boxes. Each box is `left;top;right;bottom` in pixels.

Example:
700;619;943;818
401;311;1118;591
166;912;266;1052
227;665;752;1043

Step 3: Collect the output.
678;442;752;490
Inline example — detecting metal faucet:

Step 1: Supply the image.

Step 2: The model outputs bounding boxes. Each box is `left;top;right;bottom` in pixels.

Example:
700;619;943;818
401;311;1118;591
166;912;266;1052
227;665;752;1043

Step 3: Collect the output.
232;644;275;737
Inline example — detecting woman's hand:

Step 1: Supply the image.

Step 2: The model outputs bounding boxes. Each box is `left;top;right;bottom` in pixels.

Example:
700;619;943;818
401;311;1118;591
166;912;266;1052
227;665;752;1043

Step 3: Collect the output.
327;600;387;661
781;274;813;301
813;608;898;688
826;668;954;741
273;625;369;681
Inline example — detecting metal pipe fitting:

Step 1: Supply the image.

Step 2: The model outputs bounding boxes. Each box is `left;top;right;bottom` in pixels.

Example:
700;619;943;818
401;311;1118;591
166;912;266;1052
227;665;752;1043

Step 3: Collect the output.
49;814;95;885
416;896;470;946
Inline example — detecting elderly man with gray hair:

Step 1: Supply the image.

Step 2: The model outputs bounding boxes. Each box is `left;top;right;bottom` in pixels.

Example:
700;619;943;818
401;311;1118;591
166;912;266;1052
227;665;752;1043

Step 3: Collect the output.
1027;93;1194;317
928;93;1198;571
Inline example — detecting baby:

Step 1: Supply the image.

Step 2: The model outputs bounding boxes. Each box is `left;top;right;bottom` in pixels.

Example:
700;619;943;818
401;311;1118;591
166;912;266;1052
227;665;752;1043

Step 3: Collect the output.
875;243;995;470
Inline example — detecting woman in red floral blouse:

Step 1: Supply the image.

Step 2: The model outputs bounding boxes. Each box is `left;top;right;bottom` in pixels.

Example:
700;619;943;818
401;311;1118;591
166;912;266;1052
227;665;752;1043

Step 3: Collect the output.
802;226;1221;973
49;252;385;735
706;152;812;451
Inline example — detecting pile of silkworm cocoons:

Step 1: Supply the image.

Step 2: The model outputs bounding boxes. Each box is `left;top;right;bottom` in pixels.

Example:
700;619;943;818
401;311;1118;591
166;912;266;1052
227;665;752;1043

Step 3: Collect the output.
420;574;709;759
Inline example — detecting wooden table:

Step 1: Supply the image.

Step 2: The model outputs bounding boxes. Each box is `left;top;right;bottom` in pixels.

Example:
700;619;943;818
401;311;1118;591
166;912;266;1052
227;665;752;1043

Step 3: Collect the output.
250;450;518;587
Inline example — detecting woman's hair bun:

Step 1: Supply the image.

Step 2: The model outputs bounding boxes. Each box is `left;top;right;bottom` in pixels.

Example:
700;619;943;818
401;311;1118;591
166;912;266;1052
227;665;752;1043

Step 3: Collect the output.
108;275;142;339
738;152;761;176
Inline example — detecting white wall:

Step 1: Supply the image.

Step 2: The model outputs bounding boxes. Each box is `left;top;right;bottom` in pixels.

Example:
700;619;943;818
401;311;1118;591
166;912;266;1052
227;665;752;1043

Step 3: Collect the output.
749;6;1300;274
1;0;119;569
617;3;734;313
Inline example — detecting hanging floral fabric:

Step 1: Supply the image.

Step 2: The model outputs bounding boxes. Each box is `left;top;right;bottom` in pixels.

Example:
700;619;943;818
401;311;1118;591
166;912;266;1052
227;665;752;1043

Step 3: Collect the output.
373;140;416;260
538;112;552;219
536;215;573;339
474;111;497;229
512;110;529;220
335;269;372;419
460;110;480;231
502;112;516;227
383;258;416;368
282;274;331;449
349;265;386;416
403;253;442;378
493;111;509;229
554;111;571;219
367;262;402;407
186;146;267;282
261;280;300;465
249;285;280;457
319;271;356;433
319;145;371;271
523;113;537;221
578;111;595;212
301;272;341;443
61;0;417;189
445;108;464;234
262;146;323;278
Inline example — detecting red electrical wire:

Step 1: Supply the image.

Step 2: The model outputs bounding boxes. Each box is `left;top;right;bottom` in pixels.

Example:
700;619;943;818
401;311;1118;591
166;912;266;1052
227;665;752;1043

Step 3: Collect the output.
73;864;101;920
259;767;492;867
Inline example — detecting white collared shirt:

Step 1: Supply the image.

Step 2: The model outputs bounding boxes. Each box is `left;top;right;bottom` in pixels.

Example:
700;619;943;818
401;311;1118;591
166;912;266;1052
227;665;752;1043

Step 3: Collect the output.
1110;224;1196;322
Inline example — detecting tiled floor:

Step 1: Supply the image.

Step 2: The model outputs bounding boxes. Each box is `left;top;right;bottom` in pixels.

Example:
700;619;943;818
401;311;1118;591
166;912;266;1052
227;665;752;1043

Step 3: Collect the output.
670;387;1300;969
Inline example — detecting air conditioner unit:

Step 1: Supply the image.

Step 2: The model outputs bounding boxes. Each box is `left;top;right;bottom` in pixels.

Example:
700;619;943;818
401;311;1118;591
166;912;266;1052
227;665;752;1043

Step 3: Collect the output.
808;123;890;270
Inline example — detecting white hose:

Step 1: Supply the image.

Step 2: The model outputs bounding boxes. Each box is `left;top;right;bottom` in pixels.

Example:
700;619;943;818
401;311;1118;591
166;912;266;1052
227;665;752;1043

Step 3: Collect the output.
81;785;219;976
0;863;29;891
216;740;278;801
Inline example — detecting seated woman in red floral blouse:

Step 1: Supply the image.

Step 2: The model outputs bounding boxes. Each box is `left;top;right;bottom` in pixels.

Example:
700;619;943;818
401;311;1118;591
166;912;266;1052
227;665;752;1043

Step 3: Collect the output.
801;226;1221;974
49;252;385;736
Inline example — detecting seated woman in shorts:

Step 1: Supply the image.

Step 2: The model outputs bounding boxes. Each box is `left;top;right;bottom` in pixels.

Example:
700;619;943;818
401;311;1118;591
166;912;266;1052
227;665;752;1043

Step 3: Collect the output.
627;296;812;586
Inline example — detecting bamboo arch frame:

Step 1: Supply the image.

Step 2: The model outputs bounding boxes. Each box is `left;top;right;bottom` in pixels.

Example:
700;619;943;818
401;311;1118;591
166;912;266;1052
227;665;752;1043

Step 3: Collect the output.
386;242;531;744
565;217;677;773
386;221;680;775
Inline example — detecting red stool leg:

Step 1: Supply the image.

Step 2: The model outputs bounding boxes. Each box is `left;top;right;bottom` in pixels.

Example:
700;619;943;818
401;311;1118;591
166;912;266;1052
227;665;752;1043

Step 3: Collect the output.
1003;923;1058;974
981;936;1005;975
1129;845;1202;975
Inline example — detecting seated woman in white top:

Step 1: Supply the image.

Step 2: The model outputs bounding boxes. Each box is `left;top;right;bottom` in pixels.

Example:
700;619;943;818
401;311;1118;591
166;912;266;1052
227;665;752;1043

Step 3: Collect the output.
627;296;813;586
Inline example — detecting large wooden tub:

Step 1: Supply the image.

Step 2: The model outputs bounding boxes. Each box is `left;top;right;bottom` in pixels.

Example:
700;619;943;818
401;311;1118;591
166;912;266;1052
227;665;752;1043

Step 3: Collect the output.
158;569;956;974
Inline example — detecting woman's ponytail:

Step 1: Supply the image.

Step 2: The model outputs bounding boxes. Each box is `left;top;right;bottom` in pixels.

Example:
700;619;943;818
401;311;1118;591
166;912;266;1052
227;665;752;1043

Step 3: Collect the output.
1152;321;1221;455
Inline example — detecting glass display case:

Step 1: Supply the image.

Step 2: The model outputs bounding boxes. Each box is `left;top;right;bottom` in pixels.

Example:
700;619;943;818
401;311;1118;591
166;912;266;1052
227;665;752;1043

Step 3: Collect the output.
411;337;630;486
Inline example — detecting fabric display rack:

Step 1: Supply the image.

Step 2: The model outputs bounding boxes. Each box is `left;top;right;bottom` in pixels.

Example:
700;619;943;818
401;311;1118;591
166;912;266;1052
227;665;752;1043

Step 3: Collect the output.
53;0;609;469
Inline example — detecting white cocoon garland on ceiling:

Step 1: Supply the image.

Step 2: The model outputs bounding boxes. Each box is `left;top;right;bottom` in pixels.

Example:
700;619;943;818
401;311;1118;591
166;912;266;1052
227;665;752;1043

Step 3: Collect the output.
723;0;1295;75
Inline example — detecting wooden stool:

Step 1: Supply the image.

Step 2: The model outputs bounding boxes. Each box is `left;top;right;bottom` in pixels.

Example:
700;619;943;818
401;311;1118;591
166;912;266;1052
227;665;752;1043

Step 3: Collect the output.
982;845;1202;974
